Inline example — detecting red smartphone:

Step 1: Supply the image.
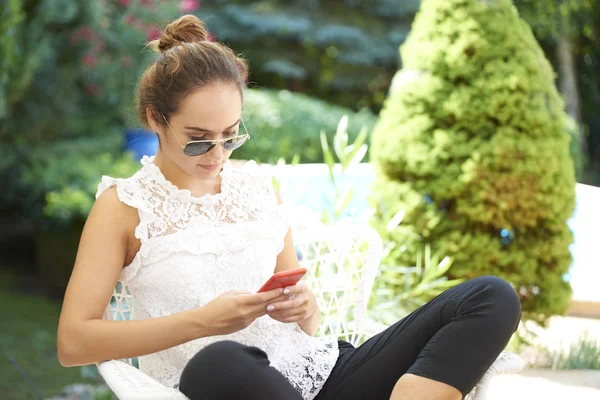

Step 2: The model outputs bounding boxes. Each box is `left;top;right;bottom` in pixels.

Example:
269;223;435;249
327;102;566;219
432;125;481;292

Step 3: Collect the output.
257;267;307;293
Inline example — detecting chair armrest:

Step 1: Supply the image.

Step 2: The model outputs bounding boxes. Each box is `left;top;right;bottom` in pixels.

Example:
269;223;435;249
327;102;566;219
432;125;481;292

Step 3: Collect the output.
96;360;188;400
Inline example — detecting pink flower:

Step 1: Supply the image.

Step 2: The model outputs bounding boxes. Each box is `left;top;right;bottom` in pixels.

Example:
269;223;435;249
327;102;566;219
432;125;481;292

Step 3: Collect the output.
93;41;105;53
85;84;100;95
147;27;160;41
82;53;97;68
179;0;199;13
71;26;98;44
124;14;136;25
79;27;94;40
119;0;131;6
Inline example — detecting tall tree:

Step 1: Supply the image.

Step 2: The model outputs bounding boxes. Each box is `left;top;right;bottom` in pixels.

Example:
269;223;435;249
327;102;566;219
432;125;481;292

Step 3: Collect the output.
514;0;596;156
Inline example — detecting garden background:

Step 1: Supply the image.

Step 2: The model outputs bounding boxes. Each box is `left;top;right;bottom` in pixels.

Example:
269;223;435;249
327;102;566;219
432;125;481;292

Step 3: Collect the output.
1;0;599;399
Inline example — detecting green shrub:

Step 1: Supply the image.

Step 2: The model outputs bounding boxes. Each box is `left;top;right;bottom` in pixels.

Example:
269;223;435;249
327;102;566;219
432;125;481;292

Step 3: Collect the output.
239;89;377;163
0;0;24;120
42;152;140;227
1;0;178;218
196;1;415;111
0;1;102;146
370;0;576;324
0;1;117;213
85;0;180;127
35;149;141;225
15;131;122;218
30;149;140;293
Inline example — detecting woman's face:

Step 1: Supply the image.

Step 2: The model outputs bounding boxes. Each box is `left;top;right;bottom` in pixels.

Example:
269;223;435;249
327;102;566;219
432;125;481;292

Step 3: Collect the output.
154;81;243;179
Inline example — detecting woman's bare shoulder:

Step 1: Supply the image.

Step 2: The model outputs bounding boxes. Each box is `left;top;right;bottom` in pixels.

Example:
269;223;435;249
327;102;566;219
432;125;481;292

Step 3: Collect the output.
92;186;139;238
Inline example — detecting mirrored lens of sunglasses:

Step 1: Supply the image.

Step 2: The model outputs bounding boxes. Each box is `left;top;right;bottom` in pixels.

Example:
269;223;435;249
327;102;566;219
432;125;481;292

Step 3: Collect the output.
183;142;215;156
182;136;248;156
223;136;248;151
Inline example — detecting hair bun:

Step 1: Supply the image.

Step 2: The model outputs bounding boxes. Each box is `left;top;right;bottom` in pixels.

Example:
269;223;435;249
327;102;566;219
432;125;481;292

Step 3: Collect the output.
151;14;209;53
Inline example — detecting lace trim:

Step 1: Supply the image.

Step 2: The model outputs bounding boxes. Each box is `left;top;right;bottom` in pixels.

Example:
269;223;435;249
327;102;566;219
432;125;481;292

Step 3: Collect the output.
95;157;288;283
140;155;233;204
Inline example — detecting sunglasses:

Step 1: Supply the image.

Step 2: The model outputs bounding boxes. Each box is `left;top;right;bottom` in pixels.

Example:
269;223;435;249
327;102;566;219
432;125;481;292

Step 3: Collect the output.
162;114;251;156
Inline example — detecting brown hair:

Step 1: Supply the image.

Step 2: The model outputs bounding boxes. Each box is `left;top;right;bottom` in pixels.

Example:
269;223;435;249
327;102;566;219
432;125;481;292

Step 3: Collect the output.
137;15;249;128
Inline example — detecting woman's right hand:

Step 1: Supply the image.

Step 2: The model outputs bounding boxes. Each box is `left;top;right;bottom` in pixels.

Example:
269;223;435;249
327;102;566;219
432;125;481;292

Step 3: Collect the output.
198;288;285;336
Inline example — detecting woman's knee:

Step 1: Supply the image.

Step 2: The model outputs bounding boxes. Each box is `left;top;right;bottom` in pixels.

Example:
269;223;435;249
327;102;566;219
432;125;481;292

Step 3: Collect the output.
180;341;267;397
184;341;254;371
180;341;253;386
194;340;247;360
470;275;521;326
179;341;275;399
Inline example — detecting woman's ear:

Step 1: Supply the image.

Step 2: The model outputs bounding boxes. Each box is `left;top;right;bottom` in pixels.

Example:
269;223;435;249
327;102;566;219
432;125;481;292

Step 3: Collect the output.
146;107;160;132
146;107;165;147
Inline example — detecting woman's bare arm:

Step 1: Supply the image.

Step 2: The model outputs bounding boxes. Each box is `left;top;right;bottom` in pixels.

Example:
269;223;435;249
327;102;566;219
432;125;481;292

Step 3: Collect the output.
273;191;321;336
56;187;211;367
58;185;290;367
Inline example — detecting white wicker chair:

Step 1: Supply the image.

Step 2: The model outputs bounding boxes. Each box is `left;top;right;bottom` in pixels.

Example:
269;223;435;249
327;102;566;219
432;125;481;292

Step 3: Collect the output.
97;223;524;399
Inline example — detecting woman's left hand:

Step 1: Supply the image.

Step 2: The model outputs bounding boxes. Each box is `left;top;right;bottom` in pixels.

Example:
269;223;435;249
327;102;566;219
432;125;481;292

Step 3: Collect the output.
266;280;316;323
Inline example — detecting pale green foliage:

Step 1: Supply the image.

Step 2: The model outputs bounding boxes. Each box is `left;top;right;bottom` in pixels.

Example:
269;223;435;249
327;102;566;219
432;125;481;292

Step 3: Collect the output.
319;115;369;223
521;332;600;370
371;244;464;325
239;89;377;164
313;116;463;318
546;333;600;370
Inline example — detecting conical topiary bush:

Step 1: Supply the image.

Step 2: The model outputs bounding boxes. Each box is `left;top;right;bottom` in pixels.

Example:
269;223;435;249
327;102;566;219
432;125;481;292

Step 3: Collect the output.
370;0;576;324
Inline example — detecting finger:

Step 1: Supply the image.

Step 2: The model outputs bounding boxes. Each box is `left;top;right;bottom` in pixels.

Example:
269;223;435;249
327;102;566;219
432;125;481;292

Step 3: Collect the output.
278;314;305;323
270;312;306;323
282;280;306;295
250;300;283;319
245;288;284;305
260;287;286;301
248;295;287;316
268;309;306;320
267;297;307;312
249;307;269;320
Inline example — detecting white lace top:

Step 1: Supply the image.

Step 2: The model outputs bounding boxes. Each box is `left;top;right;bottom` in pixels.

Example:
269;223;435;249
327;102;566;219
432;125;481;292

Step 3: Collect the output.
96;156;339;399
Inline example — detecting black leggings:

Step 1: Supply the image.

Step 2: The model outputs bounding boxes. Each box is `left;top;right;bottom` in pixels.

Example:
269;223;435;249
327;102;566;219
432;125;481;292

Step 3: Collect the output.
178;276;521;399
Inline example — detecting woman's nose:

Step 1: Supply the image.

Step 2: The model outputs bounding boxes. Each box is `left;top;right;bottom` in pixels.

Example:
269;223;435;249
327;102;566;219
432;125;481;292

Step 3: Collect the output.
208;141;224;158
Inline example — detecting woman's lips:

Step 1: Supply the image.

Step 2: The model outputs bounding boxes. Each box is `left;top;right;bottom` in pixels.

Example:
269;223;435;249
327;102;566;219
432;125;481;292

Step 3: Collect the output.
198;163;221;171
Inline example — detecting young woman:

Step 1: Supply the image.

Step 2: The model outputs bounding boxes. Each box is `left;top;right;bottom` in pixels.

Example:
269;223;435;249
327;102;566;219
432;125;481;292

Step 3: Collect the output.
57;15;521;400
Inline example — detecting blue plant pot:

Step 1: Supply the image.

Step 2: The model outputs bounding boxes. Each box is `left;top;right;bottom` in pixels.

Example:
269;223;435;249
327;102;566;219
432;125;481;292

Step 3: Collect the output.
125;128;159;160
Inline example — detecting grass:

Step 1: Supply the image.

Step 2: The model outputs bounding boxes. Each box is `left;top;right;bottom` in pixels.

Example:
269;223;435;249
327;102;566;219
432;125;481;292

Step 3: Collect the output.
552;333;600;370
522;333;600;370
511;320;600;371
0;268;95;400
